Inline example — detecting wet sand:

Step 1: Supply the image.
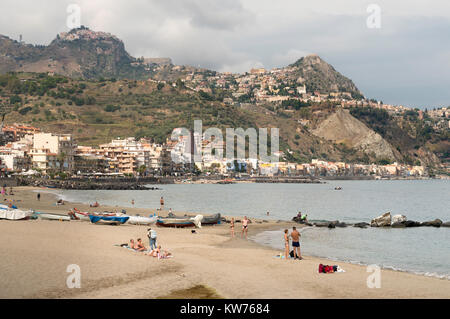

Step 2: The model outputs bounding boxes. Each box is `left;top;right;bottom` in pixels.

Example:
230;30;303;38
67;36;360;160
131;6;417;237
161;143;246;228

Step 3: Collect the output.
0;186;449;299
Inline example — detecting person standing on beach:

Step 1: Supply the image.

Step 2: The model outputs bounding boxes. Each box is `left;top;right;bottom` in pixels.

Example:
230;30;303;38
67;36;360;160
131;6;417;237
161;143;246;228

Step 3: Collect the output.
37;193;41;201
241;216;249;239
290;227;302;260
284;229;290;260
147;228;157;250
131;199;135;207
1;187;5;196
230;218;235;238
160;196;164;211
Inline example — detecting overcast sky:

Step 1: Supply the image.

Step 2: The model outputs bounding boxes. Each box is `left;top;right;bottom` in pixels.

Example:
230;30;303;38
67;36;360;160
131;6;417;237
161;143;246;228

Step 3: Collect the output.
1;0;449;109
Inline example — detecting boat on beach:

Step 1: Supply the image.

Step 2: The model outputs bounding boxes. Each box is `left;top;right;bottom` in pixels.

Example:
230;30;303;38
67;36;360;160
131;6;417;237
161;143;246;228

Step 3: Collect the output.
88;215;129;225
69;208;116;221
0;204;18;210
0;209;34;220
37;213;71;221
156;218;195;228
121;214;158;225
199;213;221;225
165;212;220;226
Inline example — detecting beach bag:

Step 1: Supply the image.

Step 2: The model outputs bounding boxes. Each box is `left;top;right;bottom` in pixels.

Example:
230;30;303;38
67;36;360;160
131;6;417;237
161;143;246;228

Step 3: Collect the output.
318;264;324;273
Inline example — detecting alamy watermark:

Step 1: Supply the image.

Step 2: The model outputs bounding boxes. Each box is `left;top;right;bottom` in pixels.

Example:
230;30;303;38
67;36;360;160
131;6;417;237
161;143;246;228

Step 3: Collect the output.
367;4;381;29
66;264;81;289
66;4;81;29
366;264;381;288
170;120;280;164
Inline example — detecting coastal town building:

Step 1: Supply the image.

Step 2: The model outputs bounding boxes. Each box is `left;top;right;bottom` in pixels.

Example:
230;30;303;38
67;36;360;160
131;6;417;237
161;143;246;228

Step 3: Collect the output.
31;133;75;173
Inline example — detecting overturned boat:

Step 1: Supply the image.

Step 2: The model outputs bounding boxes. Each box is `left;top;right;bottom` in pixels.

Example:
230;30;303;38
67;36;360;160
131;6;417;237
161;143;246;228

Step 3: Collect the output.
122;214;158;225
88;215;129;225
199;213;221;225
156;218;195;228
0;209;34;220
37;213;71;221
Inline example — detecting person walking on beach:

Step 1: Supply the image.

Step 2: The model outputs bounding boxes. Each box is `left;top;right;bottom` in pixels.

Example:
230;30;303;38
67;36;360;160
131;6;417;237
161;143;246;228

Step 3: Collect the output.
147;228;157;250
230;217;235;238
131;199;135;206
241;216;249;239
284;229;290;260
37;193;41;201
290;227;302;260
160;196;164;211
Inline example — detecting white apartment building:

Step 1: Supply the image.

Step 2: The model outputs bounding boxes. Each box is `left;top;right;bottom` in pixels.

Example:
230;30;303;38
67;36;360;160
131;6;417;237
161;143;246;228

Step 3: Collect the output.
31;133;75;173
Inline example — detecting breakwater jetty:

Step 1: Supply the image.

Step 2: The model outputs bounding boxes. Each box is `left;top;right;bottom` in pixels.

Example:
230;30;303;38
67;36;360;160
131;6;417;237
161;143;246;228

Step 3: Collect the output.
15;176;174;190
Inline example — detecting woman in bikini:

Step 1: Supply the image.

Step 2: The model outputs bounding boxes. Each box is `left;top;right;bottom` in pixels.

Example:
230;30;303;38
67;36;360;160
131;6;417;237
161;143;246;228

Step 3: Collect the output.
284;229;290;260
241;216;249;239
230;218;235;238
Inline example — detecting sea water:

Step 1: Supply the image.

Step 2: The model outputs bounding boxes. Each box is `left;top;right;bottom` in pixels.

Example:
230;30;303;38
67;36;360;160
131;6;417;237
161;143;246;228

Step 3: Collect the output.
49;180;450;279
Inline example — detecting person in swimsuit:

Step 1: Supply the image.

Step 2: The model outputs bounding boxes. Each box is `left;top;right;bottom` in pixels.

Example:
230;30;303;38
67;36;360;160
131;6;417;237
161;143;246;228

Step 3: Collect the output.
241;216;249;239
290;227;302;260
134;238;146;252
284;229;290;260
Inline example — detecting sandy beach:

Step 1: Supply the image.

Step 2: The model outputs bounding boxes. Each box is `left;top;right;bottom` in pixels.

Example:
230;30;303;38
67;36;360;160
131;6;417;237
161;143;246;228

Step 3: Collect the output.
0;186;449;299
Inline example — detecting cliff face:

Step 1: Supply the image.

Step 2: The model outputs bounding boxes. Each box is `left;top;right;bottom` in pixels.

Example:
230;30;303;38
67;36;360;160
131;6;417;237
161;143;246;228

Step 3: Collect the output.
0;28;149;79
312;108;396;160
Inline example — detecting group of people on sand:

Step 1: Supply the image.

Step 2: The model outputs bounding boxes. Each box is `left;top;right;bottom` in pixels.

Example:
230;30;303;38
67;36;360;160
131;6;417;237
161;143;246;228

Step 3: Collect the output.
1;186;14;196
229;216;250;239
126;238;172;259
123;226;171;259
284;227;302;260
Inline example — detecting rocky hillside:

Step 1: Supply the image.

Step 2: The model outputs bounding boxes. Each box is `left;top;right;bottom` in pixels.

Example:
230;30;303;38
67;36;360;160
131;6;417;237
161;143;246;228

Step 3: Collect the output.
311;108;396;161
0;27;149;79
288;54;362;98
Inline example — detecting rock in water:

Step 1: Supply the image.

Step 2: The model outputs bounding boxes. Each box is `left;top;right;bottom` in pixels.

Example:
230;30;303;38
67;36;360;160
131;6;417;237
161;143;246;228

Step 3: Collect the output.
391;214;407;227
422;219;442;227
371;212;392;227
405;220;422;227
441;222;450;228
353;222;369;228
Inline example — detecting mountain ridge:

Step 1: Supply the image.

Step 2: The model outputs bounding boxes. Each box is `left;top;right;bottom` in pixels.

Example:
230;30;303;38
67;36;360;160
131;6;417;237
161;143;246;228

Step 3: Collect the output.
0;27;362;96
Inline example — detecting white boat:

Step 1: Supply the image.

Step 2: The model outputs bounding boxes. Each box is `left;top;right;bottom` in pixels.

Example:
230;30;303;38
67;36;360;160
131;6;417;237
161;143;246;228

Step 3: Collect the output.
39;213;71;221
0;209;34;220
115;213;158;225
123;215;158;225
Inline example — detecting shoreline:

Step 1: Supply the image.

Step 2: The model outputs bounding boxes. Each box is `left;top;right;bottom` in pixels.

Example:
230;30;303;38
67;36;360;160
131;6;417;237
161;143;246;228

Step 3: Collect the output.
24;186;450;281
0;186;449;298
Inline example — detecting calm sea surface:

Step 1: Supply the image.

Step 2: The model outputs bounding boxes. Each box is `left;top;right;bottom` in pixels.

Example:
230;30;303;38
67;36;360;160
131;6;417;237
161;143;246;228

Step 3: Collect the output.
49;180;450;279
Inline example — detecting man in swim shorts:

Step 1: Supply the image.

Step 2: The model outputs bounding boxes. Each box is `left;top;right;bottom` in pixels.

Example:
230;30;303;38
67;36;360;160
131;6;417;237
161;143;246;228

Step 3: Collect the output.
290;227;302;260
241;216;249;239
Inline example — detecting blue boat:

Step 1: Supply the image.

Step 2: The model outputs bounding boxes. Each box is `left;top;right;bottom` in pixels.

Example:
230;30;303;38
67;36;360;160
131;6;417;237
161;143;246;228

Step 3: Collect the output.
88;215;129;225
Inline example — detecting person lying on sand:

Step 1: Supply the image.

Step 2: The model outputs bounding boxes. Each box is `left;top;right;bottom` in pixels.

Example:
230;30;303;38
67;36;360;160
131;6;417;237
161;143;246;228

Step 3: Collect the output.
147;245;172;259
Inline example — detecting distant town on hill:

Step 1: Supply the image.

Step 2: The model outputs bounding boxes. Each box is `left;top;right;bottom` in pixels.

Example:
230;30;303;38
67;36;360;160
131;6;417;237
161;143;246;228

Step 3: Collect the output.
0;27;448;177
